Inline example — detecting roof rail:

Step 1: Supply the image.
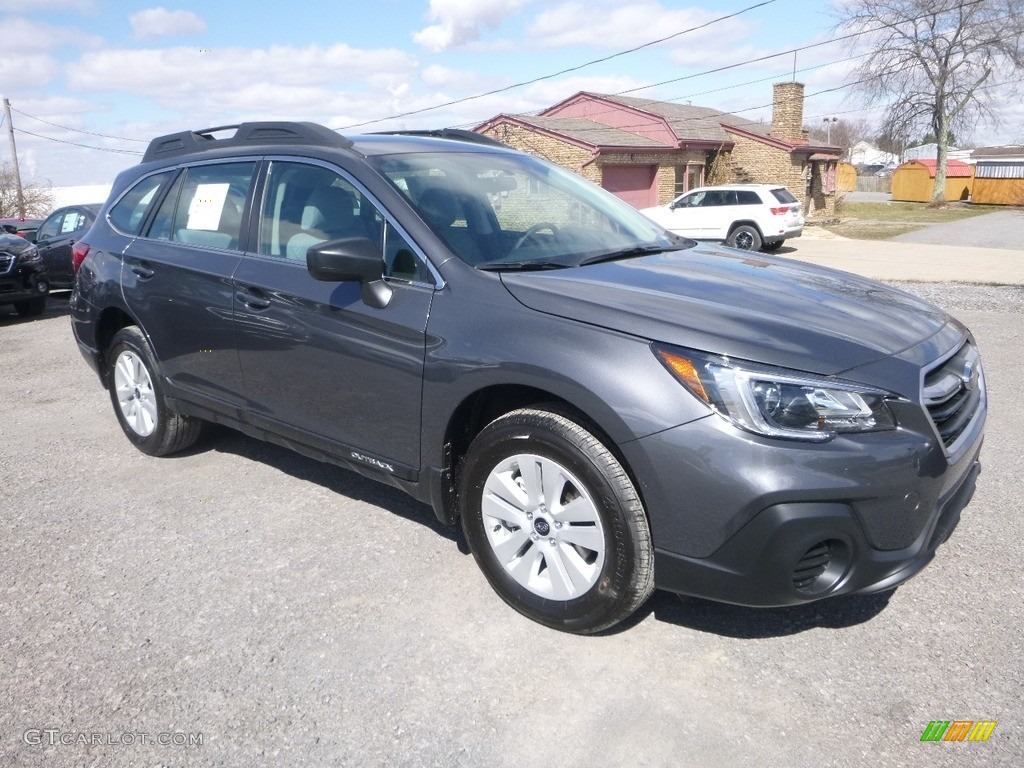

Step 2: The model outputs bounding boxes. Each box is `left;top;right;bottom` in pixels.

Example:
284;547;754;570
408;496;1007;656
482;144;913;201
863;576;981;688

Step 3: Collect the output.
372;129;507;148
142;121;353;163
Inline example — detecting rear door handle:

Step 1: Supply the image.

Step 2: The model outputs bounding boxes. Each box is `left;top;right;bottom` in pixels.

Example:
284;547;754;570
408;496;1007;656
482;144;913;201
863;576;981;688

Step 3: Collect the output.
236;288;271;310
131;263;155;279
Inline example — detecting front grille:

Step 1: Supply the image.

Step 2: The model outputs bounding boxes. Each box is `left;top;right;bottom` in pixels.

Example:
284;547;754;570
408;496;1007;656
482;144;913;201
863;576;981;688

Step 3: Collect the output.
923;342;984;451
0;253;14;275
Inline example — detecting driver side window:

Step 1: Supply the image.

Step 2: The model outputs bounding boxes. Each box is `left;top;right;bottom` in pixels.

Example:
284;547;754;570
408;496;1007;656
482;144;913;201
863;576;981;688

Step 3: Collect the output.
259;161;425;282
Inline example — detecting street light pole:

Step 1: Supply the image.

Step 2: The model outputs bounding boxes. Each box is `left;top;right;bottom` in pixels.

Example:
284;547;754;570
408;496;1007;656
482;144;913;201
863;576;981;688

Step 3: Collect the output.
823;116;838;145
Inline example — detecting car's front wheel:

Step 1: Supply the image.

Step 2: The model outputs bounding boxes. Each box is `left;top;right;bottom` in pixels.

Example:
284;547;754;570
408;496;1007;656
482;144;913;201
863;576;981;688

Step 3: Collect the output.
460;407;654;634
727;224;762;251
107;326;205;456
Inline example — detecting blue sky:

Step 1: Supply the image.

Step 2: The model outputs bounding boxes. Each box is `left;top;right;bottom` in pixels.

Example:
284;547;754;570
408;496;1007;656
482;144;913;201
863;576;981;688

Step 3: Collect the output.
2;0;1021;188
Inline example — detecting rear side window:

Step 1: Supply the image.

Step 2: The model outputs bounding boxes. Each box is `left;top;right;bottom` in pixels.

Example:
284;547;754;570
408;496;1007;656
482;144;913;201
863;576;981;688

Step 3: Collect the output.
108;171;177;235
736;191;761;205
770;188;798;204
147;162;257;250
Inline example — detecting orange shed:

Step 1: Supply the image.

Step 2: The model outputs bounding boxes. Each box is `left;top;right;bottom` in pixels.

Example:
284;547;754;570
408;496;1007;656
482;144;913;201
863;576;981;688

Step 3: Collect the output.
891;159;974;202
836;162;857;192
970;147;1024;205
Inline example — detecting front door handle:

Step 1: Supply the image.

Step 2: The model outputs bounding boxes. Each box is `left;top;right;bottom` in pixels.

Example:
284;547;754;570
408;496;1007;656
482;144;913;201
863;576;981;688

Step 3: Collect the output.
236;288;271;310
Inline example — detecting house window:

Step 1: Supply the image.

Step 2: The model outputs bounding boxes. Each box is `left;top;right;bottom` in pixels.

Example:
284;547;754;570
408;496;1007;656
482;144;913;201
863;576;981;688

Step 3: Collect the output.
675;164;705;195
688;164;704;191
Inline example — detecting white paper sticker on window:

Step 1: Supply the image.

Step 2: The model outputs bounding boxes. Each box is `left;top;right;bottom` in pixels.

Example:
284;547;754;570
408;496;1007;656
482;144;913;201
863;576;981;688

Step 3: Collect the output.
186;183;230;231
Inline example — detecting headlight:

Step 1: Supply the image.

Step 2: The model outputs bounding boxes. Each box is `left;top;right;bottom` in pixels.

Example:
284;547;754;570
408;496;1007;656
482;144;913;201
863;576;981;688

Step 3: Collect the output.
17;246;40;263
655;345;897;442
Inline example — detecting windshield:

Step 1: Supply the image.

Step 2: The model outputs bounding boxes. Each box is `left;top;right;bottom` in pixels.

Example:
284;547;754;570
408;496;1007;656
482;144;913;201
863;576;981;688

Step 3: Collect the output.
372;150;688;269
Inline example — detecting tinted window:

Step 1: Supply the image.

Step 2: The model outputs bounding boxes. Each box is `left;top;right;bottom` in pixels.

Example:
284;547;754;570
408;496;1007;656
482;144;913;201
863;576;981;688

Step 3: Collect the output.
147;162;256;249
109;171;177;234
770;188;798;204
258;161;422;280
737;191;761;205
36;213;62;241
704;191;736;206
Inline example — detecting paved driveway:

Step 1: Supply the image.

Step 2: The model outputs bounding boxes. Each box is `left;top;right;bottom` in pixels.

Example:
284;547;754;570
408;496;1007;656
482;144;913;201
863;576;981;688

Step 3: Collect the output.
1;294;1022;768
891;209;1024;250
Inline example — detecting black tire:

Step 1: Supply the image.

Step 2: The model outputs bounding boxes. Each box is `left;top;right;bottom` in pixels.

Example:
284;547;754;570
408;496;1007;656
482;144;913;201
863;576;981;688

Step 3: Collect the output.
727;224;762;251
106;326;205;456
459;407;654;634
13;296;46;317
761;240;784;252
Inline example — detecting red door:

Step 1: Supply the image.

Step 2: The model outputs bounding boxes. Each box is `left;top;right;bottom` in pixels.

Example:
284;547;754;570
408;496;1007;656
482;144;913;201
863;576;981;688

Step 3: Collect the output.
602;165;657;208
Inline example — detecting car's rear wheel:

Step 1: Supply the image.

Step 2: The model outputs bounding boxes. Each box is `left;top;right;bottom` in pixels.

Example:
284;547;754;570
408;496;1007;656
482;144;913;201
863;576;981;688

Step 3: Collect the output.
727;224;762;251
761;240;784;252
13;296;46;317
460;407;654;634
107;326;205;456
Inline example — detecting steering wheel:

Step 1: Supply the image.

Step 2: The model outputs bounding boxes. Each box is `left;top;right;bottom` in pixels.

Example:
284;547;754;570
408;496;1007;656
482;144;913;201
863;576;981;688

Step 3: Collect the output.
511;222;561;252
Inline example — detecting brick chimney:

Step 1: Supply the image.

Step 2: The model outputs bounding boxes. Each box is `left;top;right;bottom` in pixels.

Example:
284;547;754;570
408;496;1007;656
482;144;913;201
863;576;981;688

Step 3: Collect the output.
771;81;806;143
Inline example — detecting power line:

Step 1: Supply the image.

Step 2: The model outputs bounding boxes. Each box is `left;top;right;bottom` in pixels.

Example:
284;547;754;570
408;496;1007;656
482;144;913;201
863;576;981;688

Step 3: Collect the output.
335;0;778;130
345;0;992;133
10;106;148;143
13;127;143;155
447;50;875;130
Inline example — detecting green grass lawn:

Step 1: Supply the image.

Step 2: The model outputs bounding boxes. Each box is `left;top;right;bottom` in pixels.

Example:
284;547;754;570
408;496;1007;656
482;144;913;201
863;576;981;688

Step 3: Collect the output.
822;201;1005;239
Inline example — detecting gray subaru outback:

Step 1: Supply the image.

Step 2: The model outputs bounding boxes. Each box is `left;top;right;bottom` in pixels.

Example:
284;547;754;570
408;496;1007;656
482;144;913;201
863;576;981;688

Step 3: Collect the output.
70;122;986;633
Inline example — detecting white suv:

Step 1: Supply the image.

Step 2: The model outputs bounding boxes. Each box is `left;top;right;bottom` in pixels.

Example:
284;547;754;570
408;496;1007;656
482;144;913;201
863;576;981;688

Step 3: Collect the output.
641;184;804;252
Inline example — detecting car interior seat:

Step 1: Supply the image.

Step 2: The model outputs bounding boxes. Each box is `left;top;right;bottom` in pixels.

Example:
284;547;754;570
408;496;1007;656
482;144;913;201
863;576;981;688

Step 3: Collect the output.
415;186;484;264
286;187;366;261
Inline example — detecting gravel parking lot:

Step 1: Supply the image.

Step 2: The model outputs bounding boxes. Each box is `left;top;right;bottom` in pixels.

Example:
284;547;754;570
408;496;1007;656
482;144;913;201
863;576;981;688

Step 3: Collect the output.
2;288;1021;768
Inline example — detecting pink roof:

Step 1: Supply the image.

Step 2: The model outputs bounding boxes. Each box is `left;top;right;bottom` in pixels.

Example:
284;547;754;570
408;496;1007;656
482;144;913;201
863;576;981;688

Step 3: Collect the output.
912;159;973;178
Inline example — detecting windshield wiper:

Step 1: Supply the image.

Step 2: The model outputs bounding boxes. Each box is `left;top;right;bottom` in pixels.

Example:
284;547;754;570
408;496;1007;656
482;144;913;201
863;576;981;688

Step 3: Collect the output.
577;244;688;267
476;260;571;272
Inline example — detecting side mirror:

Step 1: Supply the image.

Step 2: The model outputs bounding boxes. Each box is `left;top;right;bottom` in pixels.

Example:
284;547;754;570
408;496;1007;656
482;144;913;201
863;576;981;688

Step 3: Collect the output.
306;237;392;309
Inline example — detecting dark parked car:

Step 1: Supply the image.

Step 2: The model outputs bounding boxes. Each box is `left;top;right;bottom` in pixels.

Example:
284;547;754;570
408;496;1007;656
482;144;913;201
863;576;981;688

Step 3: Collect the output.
35;204;100;289
70;122;986;633
0;232;48;317
0;217;43;243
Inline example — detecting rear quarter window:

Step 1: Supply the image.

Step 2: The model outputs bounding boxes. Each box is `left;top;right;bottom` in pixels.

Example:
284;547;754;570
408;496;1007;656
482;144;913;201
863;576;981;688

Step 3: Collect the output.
108;171;178;235
770;188;798;204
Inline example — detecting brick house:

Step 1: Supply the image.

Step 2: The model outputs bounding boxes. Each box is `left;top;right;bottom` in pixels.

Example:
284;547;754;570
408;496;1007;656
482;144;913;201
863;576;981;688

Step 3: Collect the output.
475;82;842;216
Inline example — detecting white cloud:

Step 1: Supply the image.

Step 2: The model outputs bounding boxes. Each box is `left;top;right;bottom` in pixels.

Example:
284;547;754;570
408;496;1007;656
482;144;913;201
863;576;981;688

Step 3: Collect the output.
413;0;529;53
528;1;753;49
0;54;59;89
130;7;207;40
68;44;418;99
0;16;104;52
420;64;490;91
0;0;93;10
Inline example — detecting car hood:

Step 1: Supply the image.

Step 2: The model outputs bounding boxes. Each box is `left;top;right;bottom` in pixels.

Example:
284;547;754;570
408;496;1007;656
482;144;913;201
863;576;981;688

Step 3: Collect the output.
500;244;950;375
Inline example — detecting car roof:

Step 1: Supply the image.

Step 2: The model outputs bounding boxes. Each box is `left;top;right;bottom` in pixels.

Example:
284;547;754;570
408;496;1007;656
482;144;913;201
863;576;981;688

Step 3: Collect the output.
686;184;785;192
140;121;509;165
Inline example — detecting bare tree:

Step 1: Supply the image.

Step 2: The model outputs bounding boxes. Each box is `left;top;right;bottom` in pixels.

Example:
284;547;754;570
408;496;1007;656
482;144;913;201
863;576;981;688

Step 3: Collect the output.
836;0;1024;202
804;117;876;157
0;164;54;218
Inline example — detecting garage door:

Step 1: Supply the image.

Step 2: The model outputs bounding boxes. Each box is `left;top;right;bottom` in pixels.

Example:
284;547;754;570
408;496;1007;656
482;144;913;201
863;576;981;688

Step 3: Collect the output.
602;165;657;208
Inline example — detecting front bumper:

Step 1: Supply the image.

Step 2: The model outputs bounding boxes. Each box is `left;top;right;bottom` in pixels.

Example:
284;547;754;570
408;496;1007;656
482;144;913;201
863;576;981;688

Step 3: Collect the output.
0;260;48;305
652;451;980;606
621;391;985;607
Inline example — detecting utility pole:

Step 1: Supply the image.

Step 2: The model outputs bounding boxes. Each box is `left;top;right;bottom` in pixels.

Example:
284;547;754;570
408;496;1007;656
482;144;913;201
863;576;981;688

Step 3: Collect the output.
3;98;26;218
